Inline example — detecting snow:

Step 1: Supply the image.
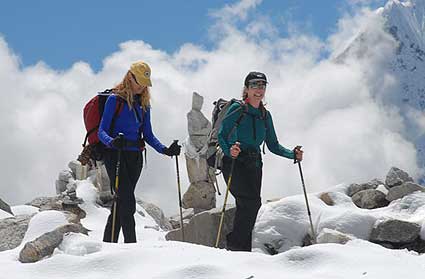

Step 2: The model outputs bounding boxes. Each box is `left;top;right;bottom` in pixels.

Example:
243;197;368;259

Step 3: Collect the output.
11;205;39;216
1;172;425;278
1;2;425;277
0;209;13;220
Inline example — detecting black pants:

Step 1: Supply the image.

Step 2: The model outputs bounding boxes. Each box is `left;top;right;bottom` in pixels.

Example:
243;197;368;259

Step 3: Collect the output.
222;155;262;252
102;149;143;243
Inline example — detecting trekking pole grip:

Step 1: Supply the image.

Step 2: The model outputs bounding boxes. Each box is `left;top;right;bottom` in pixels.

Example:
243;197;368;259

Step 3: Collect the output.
293;145;302;164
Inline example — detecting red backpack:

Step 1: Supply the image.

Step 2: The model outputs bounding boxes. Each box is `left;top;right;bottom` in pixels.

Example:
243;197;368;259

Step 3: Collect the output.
79;89;124;163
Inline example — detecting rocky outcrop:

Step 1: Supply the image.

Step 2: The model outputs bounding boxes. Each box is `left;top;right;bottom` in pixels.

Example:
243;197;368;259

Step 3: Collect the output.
352;189;389;209
370;219;421;244
0;198;13;216
168;208;195;230
349;167;423;209
346;179;384;197
27;195;85;222
386;182;425;202
385;167;414;188
182;181;216;211
19;223;89;263
0;214;34;251
166;206;235;248
317;228;353;244
136;199;173;231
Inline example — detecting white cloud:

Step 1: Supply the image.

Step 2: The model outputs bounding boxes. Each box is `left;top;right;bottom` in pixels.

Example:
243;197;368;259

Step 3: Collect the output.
0;1;421;215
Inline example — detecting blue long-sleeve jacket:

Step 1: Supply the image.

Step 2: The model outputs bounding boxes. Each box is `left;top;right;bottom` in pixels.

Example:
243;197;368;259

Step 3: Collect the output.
98;94;166;153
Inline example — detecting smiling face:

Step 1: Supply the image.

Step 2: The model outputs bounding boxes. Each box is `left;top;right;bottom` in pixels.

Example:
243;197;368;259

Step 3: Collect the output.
246;81;267;106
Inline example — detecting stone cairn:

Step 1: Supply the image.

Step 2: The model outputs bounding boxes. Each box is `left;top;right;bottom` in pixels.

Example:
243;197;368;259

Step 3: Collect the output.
181;92;217;213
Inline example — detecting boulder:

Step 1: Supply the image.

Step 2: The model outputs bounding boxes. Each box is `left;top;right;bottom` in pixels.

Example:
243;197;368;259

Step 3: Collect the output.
317;228;353;244
0;214;34;251
187;92;211;151
351;189;389;209
185;156;210;184
166;205;236;248
182;181;216;211
136;199;173;231
386;182;425;202
68;160;80;178
55;169;74;195
319;192;335;206
26;196;86;220
169;208;195;229
0;197;13;215
19;223;89;263
347;179;384;196
370;219;420;243
385;167;413;189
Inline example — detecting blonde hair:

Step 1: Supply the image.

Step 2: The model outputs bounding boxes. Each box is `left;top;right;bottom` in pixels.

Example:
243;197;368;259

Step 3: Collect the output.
113;71;151;111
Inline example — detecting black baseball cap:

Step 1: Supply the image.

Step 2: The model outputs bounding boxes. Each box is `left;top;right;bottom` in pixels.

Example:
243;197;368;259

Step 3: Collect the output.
244;71;268;87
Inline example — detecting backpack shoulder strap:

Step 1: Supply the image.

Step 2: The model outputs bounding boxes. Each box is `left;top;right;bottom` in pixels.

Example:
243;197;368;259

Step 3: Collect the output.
261;106;268;154
226;101;248;140
109;96;125;135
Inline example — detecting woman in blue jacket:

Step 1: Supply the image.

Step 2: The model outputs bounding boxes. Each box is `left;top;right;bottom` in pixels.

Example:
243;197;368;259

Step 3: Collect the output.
98;61;180;243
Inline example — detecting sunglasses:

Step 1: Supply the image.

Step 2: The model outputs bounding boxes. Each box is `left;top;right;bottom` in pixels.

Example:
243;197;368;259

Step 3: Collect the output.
248;82;267;90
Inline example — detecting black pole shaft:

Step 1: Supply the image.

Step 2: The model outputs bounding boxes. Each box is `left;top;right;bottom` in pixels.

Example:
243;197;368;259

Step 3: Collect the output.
297;161;316;243
111;133;124;242
175;154;185;242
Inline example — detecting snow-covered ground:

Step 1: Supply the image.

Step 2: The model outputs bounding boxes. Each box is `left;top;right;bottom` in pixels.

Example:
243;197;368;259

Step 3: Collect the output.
1;177;425;278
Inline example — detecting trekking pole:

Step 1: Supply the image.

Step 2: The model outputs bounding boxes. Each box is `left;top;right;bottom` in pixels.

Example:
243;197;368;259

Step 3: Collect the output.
174;140;185;242
111;133;124;242
294;146;316;244
215;142;240;248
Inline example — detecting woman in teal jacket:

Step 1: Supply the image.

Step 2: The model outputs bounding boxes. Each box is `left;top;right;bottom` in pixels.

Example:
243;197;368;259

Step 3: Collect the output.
218;71;303;251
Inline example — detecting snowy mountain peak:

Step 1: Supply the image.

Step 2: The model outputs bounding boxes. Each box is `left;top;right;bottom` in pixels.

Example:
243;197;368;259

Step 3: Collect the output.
384;0;425;50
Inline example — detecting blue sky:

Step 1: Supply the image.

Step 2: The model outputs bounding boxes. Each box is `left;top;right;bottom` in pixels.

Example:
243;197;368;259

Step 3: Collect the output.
0;0;386;71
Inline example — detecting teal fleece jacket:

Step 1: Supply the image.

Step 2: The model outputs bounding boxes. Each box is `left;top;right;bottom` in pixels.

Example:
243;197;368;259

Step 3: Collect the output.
218;102;294;162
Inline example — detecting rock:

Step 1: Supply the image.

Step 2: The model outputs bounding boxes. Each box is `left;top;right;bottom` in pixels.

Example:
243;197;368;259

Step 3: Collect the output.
0;214;34;251
317;228;353;244
165;205;236;248
386;182;425;201
319;192;335;206
68;160;80;178
185;156;210;184
93;162;111;192
352;189;389;209
183;92;216;211
0;198;13;215
55;180;68;195
19;223;89;263
347;179;384;196
187;92;211;151
370;219;420;243
169;208;195;229
55;170;74;195
394;237;425;253
182;181;216;211
385;167;413;188
136;199;173;231
26;196;86;220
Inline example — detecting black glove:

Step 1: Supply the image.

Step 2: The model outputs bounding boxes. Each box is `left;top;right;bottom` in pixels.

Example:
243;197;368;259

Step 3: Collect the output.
163;141;181;156
293;145;303;163
111;136;125;149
